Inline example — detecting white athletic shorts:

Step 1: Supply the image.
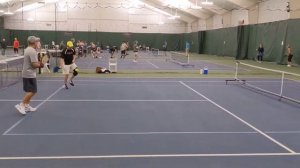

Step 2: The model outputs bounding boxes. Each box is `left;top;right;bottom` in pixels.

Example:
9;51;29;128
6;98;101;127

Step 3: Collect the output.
62;63;77;75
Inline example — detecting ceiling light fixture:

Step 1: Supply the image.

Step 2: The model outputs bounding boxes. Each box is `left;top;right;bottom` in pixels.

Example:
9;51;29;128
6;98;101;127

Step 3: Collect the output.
4;11;13;15
192;0;202;9
202;0;213;5
27;17;35;21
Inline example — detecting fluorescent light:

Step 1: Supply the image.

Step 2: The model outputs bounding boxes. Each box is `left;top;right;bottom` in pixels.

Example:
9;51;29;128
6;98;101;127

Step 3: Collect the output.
163;0;193;9
16;2;44;12
202;0;214;5
0;0;10;4
0;10;4;12
128;0;142;8
158;21;164;25
27;18;35;21
58;2;67;11
4;11;13;15
192;6;202;9
44;0;59;3
168;15;180;19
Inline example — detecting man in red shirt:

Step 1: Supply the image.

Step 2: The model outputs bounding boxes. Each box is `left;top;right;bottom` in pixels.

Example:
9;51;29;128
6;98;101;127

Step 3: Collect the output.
13;38;20;56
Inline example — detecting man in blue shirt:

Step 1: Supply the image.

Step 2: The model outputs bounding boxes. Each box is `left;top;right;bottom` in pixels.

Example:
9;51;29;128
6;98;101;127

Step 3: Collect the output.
185;41;190;57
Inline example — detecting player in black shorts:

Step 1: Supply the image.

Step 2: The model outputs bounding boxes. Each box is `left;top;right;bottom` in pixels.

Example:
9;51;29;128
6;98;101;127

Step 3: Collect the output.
257;43;264;63
120;41;127;59
61;41;78;89
15;36;43;115
287;45;293;67
109;46;117;58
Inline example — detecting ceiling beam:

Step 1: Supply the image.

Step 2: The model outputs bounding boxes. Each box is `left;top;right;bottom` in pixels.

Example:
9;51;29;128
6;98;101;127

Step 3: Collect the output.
201;4;229;15
141;0;195;23
225;0;258;9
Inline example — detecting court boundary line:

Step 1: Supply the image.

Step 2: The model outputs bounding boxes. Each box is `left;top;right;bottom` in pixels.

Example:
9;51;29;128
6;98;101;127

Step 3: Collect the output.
5;131;300;136
0;153;299;160
2;86;64;135
179;81;296;154
36;80;299;83
146;60;160;69
266;131;300;134
4;131;258;136
0;99;208;102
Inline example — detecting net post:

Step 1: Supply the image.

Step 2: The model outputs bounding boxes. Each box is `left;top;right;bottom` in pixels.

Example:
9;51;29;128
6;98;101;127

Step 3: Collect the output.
279;72;285;97
234;61;239;80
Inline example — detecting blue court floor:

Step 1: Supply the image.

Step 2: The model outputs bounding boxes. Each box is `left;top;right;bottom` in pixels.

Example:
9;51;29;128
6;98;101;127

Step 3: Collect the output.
0;77;300;168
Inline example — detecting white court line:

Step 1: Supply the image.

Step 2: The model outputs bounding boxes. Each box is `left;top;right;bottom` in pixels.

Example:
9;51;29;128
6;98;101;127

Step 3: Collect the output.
6;131;300;136
4;131;258;136
0;99;208;102
2;86;63;135
0;153;299;160
179;81;296;154
75;83;182;86
37;80;295;83
146;60;160;69
2;118;26;136
266;131;300;134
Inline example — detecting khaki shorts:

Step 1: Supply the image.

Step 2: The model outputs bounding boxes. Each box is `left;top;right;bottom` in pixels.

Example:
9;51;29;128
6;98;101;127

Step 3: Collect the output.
62;63;77;75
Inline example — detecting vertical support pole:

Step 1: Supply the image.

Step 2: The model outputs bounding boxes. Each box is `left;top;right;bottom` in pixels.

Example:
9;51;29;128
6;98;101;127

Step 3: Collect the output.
235;62;239;80
280;72;285;97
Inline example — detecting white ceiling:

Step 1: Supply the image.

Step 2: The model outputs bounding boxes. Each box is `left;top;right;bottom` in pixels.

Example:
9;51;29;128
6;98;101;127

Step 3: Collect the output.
0;0;260;22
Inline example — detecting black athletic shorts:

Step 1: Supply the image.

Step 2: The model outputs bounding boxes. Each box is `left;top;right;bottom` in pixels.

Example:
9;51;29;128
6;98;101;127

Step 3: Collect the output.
121;50;126;55
23;78;37;93
14;48;18;52
288;54;293;62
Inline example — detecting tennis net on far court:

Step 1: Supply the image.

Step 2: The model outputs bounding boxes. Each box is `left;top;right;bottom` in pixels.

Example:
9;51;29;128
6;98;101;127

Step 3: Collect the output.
151;48;160;56
226;61;300;104
2;46;25;57
0;56;24;89
169;51;194;67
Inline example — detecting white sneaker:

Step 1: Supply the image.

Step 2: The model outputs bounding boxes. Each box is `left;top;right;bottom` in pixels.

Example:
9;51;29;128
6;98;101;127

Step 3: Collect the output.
287;65;291;67
133;60;137;63
25;104;37;112
15;104;26;115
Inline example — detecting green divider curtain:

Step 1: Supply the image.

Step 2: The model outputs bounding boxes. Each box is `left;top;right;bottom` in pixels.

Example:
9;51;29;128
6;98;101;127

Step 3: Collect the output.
3;18;300;65
246;21;288;64
236;26;250;60
286;19;300;65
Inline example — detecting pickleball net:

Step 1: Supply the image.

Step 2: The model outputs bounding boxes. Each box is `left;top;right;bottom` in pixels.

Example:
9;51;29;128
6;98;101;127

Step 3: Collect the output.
0;56;24;89
226;61;300;104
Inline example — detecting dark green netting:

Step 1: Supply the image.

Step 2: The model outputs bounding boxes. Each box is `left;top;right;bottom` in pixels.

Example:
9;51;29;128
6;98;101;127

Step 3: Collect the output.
1;18;300;65
179;32;200;53
202;27;238;57
2;30;182;51
285;19;300;65
236;26;250;60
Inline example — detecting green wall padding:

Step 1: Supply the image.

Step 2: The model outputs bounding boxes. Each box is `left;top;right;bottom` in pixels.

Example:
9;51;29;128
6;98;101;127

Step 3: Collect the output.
246;21;288;63
236;26;250;60
2;18;300;65
179;32;200;53
202;27;238;57
5;30;182;51
285;19;300;65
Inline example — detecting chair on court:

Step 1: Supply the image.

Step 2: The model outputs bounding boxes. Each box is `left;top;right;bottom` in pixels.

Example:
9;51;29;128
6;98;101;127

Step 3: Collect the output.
109;58;117;73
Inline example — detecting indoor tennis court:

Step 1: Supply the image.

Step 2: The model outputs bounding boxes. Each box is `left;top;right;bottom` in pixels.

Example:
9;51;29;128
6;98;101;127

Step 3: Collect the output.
0;0;300;167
